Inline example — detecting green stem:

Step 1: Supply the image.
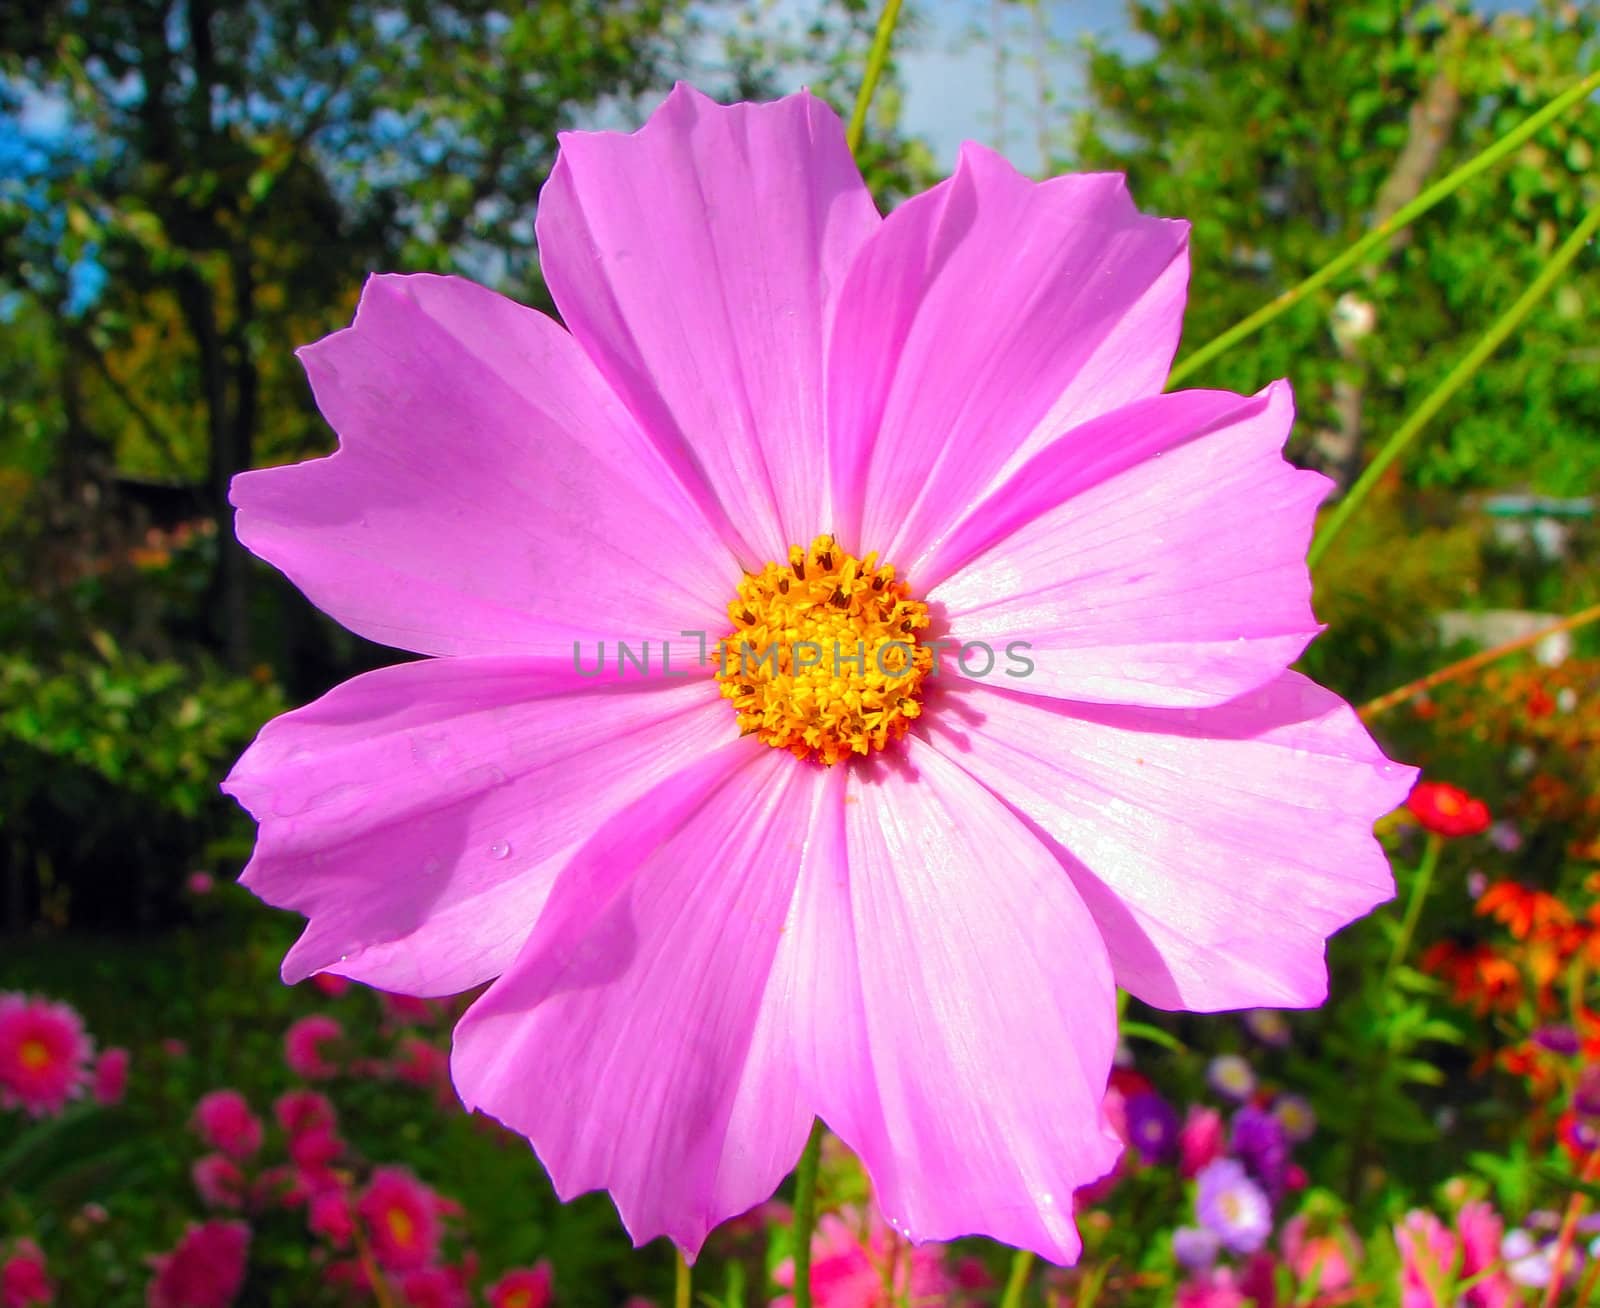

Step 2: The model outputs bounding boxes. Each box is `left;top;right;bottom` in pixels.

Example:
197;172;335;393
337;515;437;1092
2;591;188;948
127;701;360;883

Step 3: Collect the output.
1168;67;1600;387
846;0;905;157
1000;1248;1037;1308
675;1250;691;1308
1384;833;1442;991
1308;201;1600;570
791;1119;827;1308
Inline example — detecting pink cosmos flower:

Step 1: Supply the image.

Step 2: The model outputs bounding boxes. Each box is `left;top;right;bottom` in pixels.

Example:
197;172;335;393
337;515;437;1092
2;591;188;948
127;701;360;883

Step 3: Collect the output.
192;1154;248;1210
357;1167;441;1271
192;1090;263;1161
772;1209;955;1307
146;1221;250;1308
2;1239;52;1308
224;85;1413;1260
92;1047;130;1106
283;1015;342;1080
487;1264;554;1308
0;994;93;1118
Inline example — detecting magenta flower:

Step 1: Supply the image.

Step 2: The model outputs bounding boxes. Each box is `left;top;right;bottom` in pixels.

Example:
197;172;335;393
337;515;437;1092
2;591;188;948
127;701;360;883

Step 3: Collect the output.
192;1090;263;1161
487;1264;555;1308
192;1155;247;1211
0;994;93;1119
2;1239;52;1308
357;1167;441;1272
92;1047;130;1106
224;85;1412;1260
146;1221;250;1308
283;1015;342;1081
273;1088;336;1137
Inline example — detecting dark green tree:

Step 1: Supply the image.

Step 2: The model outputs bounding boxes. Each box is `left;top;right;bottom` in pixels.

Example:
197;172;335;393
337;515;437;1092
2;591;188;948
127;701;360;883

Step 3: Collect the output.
1072;0;1599;496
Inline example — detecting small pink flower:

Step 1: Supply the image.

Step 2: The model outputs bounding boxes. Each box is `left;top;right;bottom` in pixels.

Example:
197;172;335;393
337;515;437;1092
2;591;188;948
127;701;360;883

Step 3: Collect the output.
284;1016;343;1080
1456;1201;1514;1308
1175;1267;1250;1308
192;1091;263;1161
307;1190;354;1247
1180;1106;1225;1180
1395;1211;1457;1308
1282;1214;1359;1295
488;1264;554;1308
186;871;216;896
773;1208;954;1307
0;994;93;1118
357;1167;441;1272
161;1039;188;1060
288;1125;343;1173
2;1238;52;1308
392;1037;451;1100
192;1155;247;1210
146;1221;250;1308
273;1088;336;1137
400;1265;470;1308
92;1048;130;1106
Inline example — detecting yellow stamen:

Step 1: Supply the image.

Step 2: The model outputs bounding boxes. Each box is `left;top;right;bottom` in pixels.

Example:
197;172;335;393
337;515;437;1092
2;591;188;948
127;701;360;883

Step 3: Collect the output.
715;535;934;766
18;1039;51;1071
386;1207;416;1246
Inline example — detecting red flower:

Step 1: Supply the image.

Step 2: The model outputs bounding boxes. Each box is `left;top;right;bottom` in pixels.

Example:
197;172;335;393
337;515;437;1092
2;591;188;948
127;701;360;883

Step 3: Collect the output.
1406;781;1490;838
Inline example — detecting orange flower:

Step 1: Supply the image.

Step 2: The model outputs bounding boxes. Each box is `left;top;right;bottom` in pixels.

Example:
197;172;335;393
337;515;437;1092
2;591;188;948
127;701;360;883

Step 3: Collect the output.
1420;941;1521;1015
1476;882;1572;941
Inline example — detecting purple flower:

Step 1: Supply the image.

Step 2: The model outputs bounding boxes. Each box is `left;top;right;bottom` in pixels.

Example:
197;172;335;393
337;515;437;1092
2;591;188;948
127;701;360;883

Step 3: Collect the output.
1242;1009;1291;1048
1270;1093;1316;1144
1195;1158;1272;1254
1576;1066;1600;1120
1172;1226;1220;1270
1207;1054;1256;1103
1489;821;1523;853
1230;1104;1289;1199
1534;1025;1581;1056
1126;1091;1180;1164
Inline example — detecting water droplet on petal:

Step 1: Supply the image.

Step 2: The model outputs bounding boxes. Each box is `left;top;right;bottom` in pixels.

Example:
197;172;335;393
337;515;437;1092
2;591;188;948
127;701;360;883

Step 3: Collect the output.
488;840;511;861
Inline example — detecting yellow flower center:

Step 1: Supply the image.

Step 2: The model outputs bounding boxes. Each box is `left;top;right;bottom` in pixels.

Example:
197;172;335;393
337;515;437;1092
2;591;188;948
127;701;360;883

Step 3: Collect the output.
18;1039;51;1071
386;1207;416;1246
715;535;934;765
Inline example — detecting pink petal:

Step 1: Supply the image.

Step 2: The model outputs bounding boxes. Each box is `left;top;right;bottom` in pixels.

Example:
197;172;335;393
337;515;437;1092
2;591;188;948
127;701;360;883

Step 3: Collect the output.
796;740;1121;1262
232;273;733;657
918;674;1417;1010
223;658;730;995
928;382;1327;708
536;84;881;567
450;743;822;1255
826;144;1188;566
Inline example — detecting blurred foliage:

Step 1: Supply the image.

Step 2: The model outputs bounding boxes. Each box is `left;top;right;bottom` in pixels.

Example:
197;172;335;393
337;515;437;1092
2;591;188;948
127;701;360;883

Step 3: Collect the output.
1074;0;1600;496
